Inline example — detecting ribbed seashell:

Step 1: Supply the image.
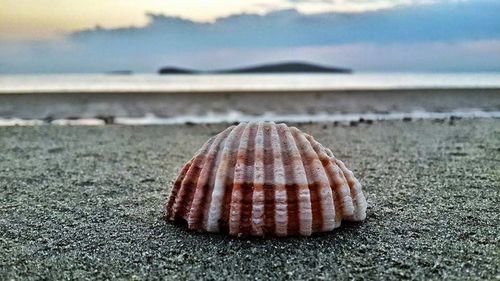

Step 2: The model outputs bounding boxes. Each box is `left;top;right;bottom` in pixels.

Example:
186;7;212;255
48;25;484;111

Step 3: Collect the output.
165;122;367;237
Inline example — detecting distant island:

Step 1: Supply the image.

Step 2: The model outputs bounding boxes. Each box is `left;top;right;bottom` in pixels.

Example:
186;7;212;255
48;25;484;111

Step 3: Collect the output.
158;67;197;74
106;70;133;75
158;62;352;74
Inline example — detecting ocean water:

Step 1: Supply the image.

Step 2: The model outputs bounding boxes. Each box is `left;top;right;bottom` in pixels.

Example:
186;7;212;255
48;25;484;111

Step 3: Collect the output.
1;73;500;93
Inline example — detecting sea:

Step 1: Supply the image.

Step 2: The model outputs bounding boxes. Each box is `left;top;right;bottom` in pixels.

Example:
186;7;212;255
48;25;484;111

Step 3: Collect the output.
1;73;499;125
1;72;500;93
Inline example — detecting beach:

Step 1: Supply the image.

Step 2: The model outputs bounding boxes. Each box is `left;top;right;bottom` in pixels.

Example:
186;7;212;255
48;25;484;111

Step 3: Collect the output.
1;118;499;280
3;0;500;279
1;88;499;120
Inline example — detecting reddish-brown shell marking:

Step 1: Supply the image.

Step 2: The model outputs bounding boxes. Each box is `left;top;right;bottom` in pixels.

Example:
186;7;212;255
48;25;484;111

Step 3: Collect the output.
165;122;367;237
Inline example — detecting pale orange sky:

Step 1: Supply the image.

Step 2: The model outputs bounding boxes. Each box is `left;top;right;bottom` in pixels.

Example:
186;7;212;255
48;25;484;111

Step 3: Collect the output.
0;0;420;40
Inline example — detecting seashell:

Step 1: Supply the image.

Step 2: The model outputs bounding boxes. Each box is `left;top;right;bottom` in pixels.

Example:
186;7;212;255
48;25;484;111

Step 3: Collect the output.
165;122;367;237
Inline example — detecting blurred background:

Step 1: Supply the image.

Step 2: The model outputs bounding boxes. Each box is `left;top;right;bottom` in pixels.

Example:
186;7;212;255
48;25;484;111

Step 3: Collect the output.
0;0;499;123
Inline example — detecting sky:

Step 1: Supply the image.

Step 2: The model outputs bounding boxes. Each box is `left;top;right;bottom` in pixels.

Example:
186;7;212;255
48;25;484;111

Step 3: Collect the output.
1;0;499;73
0;0;447;40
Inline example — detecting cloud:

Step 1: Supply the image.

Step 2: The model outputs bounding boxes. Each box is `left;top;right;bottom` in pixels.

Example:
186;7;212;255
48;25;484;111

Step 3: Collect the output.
288;0;459;13
0;0;498;73
70;1;500;47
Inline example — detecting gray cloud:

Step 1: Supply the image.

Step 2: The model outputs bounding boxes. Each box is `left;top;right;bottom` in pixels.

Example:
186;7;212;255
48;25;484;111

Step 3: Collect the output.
0;0;499;73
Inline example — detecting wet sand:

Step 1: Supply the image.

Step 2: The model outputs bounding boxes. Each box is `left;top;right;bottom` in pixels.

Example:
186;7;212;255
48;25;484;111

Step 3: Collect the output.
1;119;499;280
1;88;499;119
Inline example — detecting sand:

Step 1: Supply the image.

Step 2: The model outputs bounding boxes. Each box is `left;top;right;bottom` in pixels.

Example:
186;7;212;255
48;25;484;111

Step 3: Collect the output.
1;119;499;280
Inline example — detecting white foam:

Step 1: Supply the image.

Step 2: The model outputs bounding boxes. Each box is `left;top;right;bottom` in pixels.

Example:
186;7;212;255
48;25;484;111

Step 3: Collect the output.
114;110;500;125
0;110;499;126
0;118;45;126
51;119;106;126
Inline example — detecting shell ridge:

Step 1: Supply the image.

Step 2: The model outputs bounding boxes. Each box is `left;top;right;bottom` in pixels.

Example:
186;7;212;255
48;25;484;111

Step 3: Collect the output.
207;123;246;232
271;124;287;236
310;138;355;220
335;159;367;221
187;129;232;229
332;163;355;219
230;123;257;235
251;122;266;236
296;131;337;232
239;123;257;235
173;138;216;220
219;124;247;233
290;128;322;233
325;148;336;159
304;135;341;229
283;126;312;236
277;124;300;235
262;123;276;236
228;123;252;235
165;159;192;219
201;126;234;230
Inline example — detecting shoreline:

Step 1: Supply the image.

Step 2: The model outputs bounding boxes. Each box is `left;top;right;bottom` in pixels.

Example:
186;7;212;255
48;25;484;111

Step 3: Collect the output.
2;87;500;95
1;109;499;126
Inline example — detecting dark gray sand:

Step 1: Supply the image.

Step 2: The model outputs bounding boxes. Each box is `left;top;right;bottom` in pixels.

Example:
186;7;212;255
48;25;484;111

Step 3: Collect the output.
1;119;499;280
